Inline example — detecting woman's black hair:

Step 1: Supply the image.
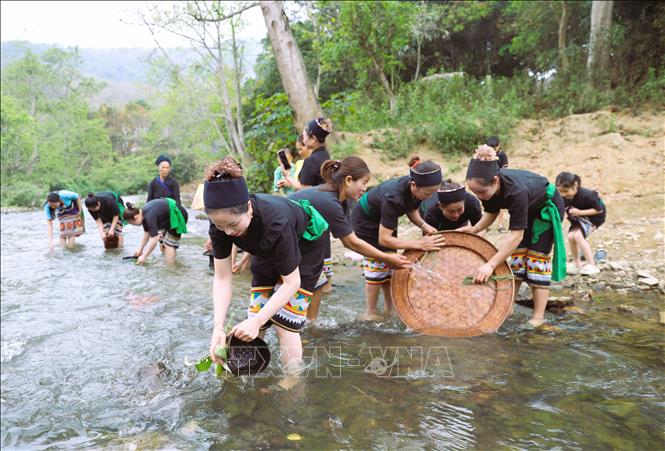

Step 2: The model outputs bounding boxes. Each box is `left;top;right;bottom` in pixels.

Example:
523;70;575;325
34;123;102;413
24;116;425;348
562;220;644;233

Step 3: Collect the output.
485;136;500;148
555;172;581;188
123;202;141;221
46;192;60;203
84;192;100;209
440;179;462;190
320;156;370;194
305;117;333;143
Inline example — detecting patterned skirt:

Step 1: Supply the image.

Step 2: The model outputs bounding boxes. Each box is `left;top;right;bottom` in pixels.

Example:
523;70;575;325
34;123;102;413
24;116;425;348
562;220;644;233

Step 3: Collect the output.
57;206;85;238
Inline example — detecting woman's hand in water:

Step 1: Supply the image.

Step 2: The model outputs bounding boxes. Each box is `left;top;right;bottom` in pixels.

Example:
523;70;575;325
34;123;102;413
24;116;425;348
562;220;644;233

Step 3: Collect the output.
416;234;446;251
385;253;412;269
203;238;212;252
209;324;227;364
230;317;261;342
474;262;495;283
133;249;143;258
232;255;251;274
136;255;147;265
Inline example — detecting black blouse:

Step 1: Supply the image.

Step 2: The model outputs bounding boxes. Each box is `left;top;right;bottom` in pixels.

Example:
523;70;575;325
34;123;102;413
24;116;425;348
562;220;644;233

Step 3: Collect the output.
298;147;331;187
210;194;309;276
481;169;550;230
147;176;181;205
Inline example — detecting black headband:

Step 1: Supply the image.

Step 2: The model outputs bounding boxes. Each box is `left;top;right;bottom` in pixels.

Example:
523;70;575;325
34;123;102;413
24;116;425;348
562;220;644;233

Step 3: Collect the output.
437;186;466;204
466;159;499;180
410;166;442;187
306;118;330;142
155;154;171;166
204;177;250;209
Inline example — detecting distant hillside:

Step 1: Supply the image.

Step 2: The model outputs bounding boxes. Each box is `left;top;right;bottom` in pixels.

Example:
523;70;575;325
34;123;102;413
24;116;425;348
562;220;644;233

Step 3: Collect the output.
1;40;262;106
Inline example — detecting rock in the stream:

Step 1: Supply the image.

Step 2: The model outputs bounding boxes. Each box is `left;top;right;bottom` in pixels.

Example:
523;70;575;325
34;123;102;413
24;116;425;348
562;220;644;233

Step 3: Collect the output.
537;324;562;334
518;283;530;300
637;270;654;279
562;278;576;288
638;276;660;286
609;261;630;271
659;311;665;325
617;304;637;314
564;306;586;315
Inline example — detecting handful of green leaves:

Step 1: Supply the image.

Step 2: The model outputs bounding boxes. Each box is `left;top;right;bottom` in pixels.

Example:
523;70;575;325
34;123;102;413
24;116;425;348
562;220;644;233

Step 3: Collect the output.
462;275;514;287
187;344;228;378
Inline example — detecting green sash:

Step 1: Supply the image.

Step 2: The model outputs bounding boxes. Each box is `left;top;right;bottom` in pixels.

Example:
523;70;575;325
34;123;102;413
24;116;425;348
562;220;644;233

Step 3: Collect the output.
531;183;566;282
289;199;329;241
167;198;188;235
110;192;127;225
359;192;377;220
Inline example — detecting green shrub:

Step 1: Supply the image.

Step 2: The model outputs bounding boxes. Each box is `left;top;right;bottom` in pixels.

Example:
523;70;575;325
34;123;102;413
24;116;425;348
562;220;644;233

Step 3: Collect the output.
334;75;528;157
636;68;665;106
244;93;297;193
1;180;46;207
371;129;418;160
330;139;359;159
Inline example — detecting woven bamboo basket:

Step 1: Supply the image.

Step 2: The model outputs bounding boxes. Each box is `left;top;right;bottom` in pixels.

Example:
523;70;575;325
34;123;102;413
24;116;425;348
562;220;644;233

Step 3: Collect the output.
391;231;514;337
104;234;119;249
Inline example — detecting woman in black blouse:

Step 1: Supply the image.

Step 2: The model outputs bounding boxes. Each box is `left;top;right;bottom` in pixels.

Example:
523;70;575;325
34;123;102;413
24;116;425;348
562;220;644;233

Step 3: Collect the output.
205;157;328;371
460;145;566;327
147;154;181;205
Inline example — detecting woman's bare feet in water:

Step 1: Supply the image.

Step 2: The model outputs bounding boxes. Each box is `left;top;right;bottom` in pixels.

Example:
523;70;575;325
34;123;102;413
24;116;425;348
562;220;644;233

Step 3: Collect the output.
278;374;300;391
358;310;383;321
528;317;545;327
278;361;304;391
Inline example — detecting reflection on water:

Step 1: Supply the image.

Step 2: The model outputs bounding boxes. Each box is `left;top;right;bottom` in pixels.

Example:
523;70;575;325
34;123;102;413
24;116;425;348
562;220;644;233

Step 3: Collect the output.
1;208;664;449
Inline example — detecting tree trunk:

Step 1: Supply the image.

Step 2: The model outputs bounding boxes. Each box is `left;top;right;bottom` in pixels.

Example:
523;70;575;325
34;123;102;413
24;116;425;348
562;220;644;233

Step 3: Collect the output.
29;88;38;175
314;62;322;99
558;1;570;72
369;53;396;111
214;22;247;163
414;36;422;82
260;0;323;131
587;0;614;86
230;20;245;146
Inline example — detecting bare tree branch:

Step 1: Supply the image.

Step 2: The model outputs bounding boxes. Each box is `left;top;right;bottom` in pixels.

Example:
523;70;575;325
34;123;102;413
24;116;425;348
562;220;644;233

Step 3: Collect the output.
189;2;259;22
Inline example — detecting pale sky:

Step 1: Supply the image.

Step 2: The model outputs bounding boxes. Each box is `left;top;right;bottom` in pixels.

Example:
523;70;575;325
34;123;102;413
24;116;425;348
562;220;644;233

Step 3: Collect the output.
0;1;267;48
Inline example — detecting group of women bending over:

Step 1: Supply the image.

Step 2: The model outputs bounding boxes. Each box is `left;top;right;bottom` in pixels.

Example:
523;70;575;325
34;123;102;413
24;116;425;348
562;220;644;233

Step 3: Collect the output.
44;154;189;264
43;116;607;373
202;118;604;374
